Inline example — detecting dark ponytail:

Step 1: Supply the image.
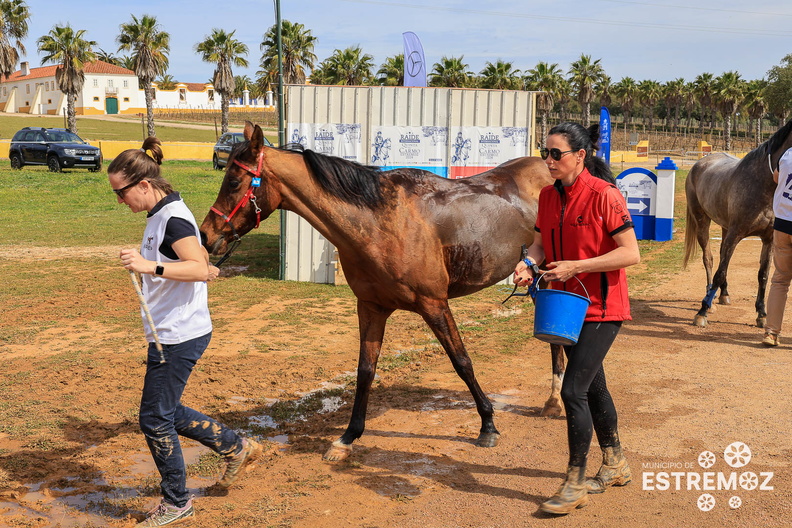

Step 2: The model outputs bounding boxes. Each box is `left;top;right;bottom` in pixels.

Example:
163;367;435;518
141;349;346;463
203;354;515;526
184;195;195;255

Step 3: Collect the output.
107;137;174;194
548;122;615;184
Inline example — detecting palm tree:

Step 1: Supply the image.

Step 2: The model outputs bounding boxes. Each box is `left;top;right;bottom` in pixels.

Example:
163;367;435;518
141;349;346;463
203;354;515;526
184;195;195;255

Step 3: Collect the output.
95;47;119;66
260;20;316;84
233;74;252;98
682;82;697;136
693;73;716;135
118;55;135;71
663;78;685;133
311;46;374;86
37;25;96;133
525;61;564;146
638;79;662;132
0;0;29;77
429;55;471;88
743;79;768;146
376;54;403;86
155;73;177;90
117;14;170;138
596;74;612;109
479;59;521;90
714;71;744;151
612;77;638;140
556;78;573;122
195;28;249;134
568;54;604;126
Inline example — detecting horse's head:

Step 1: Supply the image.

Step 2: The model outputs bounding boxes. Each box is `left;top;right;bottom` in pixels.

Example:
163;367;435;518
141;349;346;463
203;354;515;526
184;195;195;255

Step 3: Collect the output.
200;121;281;256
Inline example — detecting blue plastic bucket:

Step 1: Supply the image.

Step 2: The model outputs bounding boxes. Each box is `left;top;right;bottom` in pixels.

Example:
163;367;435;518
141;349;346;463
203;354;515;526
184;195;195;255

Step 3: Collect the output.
531;276;591;346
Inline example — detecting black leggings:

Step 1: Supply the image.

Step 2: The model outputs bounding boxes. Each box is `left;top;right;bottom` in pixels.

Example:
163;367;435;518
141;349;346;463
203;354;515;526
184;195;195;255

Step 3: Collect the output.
561;321;622;468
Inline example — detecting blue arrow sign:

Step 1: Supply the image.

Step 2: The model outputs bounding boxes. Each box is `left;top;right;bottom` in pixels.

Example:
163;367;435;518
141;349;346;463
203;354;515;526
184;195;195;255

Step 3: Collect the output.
627;196;650;214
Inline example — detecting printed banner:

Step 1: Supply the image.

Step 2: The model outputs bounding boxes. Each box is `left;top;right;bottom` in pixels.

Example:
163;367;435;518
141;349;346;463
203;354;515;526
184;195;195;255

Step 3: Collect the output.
370;125;448;177
402;32;427;87
287;123;363;162
449;126;529;179
597;106;612;164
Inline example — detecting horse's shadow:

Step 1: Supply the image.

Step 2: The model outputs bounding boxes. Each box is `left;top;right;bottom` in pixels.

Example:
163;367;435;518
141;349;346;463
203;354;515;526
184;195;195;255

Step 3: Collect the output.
324;445;563;515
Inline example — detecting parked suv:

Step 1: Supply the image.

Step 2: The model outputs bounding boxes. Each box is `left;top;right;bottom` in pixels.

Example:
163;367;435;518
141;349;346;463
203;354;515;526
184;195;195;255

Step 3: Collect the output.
213;132;273;170
9;127;102;172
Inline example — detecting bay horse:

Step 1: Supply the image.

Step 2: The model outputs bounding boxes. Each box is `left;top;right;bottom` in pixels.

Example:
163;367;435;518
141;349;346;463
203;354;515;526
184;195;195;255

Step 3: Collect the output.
684;119;792;327
200;121;562;461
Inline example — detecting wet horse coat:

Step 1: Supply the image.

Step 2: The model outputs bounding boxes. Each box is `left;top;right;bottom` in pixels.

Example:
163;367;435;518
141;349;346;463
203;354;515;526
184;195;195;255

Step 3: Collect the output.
201;122;561;460
684;119;792;327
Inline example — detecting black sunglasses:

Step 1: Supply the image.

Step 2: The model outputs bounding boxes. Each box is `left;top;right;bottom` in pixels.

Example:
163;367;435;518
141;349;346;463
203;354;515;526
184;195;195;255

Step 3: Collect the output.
112;180;140;198
540;148;575;161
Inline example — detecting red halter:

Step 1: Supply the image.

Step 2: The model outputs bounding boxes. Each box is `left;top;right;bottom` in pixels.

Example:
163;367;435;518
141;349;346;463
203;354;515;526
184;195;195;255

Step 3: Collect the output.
210;151;265;229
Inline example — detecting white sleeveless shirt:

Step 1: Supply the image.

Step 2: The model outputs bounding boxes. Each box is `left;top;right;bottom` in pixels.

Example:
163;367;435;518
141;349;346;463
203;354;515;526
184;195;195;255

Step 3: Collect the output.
139;196;212;344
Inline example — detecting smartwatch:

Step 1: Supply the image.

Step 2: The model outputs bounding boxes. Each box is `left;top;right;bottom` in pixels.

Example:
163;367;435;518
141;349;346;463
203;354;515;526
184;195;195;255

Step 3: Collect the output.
154;262;164;276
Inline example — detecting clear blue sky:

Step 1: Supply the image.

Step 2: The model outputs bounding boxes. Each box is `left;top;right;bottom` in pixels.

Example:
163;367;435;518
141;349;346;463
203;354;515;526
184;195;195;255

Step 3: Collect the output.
18;0;792;84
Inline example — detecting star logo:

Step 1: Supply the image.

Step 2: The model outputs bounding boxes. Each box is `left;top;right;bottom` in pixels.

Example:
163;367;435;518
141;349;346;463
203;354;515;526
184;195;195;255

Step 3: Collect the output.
407;51;423;77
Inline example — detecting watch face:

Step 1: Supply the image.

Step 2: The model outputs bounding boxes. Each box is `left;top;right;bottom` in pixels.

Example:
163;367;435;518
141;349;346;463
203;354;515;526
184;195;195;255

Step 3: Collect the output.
156;265;164;276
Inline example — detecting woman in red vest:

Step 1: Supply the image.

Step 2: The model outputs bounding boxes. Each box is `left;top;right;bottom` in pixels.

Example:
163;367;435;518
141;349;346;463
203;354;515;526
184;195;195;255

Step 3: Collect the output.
514;122;640;515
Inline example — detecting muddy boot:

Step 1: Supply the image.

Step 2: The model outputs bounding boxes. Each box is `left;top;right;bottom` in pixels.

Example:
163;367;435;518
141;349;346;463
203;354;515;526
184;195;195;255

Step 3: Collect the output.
587;445;632;494
540;465;589;515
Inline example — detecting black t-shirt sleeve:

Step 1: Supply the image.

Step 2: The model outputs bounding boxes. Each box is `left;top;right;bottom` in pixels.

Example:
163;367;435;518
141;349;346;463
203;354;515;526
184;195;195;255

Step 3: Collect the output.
159;217;197;260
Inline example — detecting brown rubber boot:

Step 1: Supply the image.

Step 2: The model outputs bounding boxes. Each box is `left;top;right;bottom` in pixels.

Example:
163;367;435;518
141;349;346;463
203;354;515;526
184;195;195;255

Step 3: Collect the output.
587;445;632;494
540;465;589;515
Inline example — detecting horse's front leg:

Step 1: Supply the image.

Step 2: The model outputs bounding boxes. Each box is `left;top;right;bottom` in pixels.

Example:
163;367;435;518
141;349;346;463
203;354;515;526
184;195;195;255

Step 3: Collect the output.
756;234;773;328
420;298;499;447
323;300;393;462
540;343;565;417
694;234;739;327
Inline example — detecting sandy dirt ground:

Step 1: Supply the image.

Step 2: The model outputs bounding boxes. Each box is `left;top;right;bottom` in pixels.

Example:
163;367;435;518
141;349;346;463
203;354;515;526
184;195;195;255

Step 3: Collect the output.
0;235;791;528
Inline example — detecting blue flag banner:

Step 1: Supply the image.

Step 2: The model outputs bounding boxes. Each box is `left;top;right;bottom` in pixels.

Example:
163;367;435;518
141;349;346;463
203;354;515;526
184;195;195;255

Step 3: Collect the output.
597;106;611;164
402;32;427;87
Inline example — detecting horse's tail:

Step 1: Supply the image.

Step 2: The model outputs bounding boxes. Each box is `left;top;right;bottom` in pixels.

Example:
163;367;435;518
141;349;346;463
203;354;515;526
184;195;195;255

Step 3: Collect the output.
682;180;700;270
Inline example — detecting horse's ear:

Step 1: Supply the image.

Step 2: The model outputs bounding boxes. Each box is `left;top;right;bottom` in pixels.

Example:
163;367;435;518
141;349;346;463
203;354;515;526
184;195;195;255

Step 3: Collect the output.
243;121;255;141
249;124;264;152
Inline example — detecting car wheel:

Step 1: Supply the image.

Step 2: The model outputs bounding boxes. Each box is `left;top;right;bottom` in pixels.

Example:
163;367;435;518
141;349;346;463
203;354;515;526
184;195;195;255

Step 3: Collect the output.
47;155;61;173
212;155;221;170
9;153;22;170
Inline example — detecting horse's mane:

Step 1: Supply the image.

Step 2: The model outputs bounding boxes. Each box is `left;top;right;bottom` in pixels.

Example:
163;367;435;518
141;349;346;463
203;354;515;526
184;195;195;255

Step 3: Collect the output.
738;118;792;167
765;119;792;156
285;144;384;209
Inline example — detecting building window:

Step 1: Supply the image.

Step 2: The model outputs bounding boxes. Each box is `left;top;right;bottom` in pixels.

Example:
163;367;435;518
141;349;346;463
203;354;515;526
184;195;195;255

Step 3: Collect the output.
93;96;99;101
48;99;52;104
179;88;186;102
93;79;98;87
45;82;49;90
208;89;214;102
26;84;30;94
123;97;129;102
123;80;128;88
107;79;114;88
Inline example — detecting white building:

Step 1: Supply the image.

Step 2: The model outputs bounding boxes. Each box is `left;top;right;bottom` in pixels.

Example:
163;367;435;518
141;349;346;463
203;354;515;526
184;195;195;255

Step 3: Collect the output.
0;60;273;116
1;60;143;115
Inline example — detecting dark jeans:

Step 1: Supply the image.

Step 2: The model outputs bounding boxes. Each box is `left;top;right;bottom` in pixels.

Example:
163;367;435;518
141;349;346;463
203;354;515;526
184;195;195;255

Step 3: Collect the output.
139;332;243;507
561;321;622;468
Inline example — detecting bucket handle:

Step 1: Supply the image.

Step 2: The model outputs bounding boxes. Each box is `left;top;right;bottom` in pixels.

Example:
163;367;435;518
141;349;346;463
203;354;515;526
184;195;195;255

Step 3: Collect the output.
529;273;590;302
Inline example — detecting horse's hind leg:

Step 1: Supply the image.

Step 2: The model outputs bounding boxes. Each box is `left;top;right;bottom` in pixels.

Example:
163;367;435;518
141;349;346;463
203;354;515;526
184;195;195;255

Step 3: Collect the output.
718;228;731;305
420;298;499;447
324;300;393;462
756;232;774;328
540;344;564;417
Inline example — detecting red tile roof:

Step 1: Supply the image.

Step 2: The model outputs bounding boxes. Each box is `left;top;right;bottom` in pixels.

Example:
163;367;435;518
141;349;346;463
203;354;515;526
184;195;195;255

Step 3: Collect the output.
3;60;134;82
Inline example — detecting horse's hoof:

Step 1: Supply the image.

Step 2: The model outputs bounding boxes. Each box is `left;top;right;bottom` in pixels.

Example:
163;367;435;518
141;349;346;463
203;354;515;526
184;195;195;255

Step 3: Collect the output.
475;432;500;448
693;315;708;327
540;398;563;417
323;440;352;462
718;295;731;305
756;317;767;328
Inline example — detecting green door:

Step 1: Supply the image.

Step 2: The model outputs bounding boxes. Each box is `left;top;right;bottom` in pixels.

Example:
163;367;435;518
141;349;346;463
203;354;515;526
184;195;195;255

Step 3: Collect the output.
105;97;118;114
